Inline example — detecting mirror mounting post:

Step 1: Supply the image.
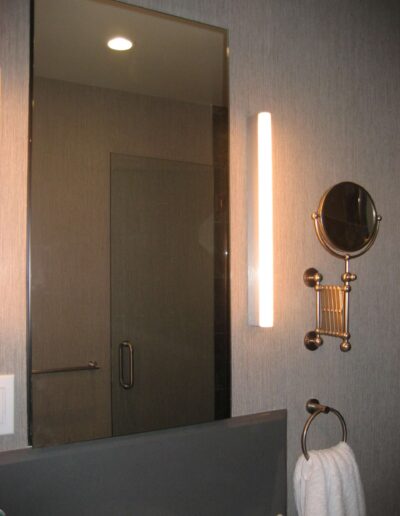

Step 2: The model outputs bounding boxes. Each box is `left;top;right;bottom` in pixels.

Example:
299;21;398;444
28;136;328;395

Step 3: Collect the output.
304;182;381;353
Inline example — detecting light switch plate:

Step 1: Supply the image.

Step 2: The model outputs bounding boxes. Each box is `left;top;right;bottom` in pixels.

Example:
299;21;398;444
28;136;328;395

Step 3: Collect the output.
0;374;14;435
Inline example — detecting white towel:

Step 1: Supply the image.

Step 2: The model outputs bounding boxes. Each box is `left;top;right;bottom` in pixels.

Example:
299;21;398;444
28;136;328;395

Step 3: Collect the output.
293;441;366;516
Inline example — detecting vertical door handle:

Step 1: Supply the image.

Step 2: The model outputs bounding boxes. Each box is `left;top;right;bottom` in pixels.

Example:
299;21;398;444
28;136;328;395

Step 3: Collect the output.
119;341;134;389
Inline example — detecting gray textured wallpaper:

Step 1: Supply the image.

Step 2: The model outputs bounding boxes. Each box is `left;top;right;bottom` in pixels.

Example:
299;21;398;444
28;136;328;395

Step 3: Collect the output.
0;0;399;514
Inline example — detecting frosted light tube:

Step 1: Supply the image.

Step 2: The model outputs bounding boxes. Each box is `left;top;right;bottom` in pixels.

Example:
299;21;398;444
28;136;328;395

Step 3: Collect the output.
258;112;273;327
248;112;273;327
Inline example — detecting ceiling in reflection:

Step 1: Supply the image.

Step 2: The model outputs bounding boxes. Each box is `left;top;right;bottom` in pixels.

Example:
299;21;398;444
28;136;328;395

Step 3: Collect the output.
34;0;227;106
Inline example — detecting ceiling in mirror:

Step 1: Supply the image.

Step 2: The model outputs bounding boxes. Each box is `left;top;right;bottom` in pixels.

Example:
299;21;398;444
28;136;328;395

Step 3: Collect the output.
30;0;230;447
34;0;227;105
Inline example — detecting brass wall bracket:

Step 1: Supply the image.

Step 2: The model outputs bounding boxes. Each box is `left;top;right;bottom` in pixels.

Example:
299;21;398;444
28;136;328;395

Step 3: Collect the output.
304;257;356;352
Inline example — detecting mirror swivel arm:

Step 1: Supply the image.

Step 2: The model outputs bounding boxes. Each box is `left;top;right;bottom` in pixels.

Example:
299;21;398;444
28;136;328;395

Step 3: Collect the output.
304;257;357;352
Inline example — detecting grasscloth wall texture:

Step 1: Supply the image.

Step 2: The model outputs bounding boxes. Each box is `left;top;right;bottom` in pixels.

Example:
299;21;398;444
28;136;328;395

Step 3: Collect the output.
1;0;399;514
0;0;29;453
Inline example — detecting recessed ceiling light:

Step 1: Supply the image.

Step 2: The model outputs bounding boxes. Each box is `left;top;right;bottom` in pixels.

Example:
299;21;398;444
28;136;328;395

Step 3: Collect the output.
107;37;133;51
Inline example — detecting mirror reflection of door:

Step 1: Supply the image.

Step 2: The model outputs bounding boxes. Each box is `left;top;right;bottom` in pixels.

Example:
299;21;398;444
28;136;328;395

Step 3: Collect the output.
111;154;215;435
30;0;230;446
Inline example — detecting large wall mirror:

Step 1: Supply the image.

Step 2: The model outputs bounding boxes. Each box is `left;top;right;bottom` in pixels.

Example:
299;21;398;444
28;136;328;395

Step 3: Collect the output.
30;0;230;446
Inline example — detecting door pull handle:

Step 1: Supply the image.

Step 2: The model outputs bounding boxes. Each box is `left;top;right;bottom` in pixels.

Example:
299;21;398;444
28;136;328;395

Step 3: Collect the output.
119;341;134;389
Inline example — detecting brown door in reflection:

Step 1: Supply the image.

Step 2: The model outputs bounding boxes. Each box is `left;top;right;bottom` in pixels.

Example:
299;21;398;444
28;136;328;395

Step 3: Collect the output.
111;154;214;435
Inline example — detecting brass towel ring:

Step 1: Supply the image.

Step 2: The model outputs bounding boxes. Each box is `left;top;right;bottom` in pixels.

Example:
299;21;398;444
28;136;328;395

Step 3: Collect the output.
301;399;347;460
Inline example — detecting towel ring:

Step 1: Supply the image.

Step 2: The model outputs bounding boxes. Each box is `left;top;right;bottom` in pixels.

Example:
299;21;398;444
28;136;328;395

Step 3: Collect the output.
301;398;347;461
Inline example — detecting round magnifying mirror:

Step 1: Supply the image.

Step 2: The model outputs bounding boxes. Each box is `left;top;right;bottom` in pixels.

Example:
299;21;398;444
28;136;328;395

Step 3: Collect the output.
315;182;380;257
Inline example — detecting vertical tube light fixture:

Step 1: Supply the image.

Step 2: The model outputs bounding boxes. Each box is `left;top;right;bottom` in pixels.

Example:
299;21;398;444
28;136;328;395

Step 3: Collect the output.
248;112;274;327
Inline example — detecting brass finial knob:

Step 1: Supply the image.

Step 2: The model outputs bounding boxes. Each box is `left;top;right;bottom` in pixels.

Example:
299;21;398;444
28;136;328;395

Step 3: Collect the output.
303;268;322;287
304;331;323;351
340;340;351;352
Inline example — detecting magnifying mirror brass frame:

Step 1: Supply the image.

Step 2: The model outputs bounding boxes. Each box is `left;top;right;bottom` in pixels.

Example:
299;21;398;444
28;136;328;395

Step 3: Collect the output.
304;182;381;352
313;182;382;260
